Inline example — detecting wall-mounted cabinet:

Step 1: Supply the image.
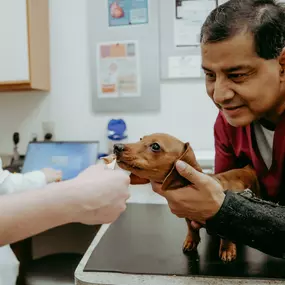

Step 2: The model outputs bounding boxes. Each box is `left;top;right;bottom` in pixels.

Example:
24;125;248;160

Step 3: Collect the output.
0;0;50;91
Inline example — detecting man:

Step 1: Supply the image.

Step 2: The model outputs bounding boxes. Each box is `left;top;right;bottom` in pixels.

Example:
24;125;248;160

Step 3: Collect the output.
152;0;285;258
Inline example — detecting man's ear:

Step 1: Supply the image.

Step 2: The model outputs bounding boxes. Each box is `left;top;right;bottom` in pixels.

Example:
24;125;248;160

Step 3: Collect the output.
130;173;150;185
279;47;285;82
161;142;202;191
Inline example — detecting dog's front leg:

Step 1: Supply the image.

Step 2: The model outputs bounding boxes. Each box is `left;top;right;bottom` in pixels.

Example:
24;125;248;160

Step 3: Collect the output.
219;239;237;262
182;218;201;253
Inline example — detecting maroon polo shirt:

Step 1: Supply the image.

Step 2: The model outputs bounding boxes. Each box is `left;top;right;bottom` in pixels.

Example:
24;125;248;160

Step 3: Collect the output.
214;111;285;203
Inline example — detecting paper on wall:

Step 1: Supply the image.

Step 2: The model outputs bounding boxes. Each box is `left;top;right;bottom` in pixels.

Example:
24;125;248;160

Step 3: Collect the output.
97;41;141;98
174;0;216;47
108;0;149;27
168;55;202;78
174;20;201;47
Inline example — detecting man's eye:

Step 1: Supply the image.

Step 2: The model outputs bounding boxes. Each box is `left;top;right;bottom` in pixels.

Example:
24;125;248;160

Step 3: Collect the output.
229;73;247;79
150;143;161;152
205;73;216;80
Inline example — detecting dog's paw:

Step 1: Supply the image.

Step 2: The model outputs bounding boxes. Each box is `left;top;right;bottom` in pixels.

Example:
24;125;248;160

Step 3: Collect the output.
219;240;237;263
182;235;199;253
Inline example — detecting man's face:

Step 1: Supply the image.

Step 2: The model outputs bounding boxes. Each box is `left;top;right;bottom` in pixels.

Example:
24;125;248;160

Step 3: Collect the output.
201;32;285;126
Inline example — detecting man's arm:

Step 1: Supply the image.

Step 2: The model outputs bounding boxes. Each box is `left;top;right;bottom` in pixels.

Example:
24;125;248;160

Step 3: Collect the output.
206;190;285;258
211;114;285;256
152;161;285;259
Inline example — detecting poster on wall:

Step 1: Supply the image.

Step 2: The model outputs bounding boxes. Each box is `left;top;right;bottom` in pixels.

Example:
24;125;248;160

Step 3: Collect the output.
168;55;202;78
108;0;149;27
174;0;216;47
97;41;141;99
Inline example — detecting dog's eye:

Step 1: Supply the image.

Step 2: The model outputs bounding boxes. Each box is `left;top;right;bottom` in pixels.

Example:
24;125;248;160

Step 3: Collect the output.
150;143;161;152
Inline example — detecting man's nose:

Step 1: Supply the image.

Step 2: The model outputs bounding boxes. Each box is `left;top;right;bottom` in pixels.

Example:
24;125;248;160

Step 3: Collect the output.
113;144;125;154
213;80;235;105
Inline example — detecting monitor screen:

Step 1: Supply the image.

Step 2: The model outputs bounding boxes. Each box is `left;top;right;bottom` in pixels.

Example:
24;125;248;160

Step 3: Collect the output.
21;141;99;180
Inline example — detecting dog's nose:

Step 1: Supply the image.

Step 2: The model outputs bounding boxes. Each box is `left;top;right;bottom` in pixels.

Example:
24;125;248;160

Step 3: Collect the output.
113;143;125;154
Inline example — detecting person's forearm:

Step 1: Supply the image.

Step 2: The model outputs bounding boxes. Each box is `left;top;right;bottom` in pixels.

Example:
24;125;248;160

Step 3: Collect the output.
0;180;76;246
206;190;285;258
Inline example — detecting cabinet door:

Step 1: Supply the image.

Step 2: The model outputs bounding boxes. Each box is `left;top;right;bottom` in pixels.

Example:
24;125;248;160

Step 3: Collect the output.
0;0;30;83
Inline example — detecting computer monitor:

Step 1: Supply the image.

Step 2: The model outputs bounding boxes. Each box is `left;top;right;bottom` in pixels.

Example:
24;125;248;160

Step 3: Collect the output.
21;141;100;181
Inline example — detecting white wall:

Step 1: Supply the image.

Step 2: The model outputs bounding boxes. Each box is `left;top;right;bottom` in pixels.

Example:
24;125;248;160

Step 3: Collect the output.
0;0;218;156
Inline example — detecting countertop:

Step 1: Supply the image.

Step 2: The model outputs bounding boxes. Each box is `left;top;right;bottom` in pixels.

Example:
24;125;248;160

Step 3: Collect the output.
75;185;285;285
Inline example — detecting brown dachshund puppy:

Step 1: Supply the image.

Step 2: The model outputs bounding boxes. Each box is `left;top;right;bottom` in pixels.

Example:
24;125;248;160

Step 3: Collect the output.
103;133;260;263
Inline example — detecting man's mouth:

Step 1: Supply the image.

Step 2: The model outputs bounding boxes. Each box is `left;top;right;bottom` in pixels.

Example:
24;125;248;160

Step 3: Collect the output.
223;105;244;110
222;105;245;116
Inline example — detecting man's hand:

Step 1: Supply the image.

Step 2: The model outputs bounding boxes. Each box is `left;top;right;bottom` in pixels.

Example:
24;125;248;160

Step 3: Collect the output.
151;160;225;224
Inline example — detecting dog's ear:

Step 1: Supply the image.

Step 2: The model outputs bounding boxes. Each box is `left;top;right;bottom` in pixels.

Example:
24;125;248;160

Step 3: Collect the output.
161;142;202;191
130;173;150;185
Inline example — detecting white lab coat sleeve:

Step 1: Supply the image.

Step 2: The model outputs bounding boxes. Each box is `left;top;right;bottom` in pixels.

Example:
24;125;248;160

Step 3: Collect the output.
0;158;47;285
0;245;20;285
0;158;47;195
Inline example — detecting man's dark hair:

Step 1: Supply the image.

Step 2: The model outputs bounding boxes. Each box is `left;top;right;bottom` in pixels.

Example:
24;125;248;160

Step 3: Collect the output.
200;0;285;59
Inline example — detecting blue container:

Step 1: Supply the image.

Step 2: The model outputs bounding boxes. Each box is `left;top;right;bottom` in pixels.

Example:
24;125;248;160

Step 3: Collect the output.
107;119;128;154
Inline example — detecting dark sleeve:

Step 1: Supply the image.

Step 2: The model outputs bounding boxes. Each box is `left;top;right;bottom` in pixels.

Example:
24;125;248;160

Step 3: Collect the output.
205;190;285;258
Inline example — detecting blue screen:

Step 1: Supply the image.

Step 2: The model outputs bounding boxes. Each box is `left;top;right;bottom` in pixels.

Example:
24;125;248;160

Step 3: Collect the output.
22;142;99;180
